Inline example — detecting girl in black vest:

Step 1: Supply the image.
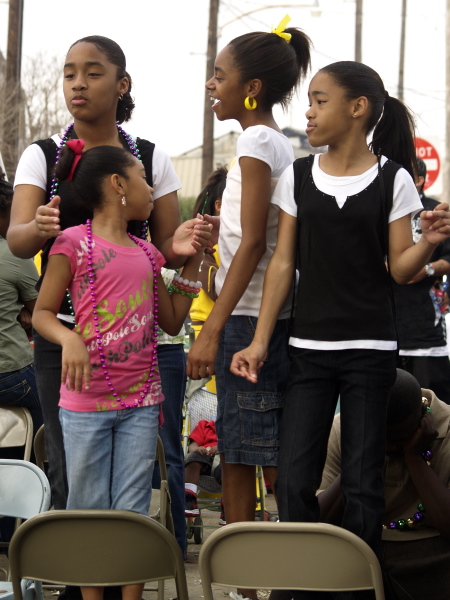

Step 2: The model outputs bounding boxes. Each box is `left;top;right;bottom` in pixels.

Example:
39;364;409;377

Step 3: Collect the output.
7;35;211;550
231;61;450;573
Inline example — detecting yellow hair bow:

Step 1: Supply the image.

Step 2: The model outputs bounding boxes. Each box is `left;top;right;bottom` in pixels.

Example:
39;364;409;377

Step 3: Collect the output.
271;14;292;44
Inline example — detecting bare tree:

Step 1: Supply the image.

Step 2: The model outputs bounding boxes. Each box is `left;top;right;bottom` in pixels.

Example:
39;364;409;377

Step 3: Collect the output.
21;52;70;148
0;51;69;180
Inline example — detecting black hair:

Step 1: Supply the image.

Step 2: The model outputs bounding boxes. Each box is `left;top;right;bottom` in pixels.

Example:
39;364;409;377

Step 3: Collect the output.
416;157;426;179
0;170;13;217
387;369;423;426
54;145;136;211
227;28;311;111
320;61;417;180
69;35;135;123
192;166;228;218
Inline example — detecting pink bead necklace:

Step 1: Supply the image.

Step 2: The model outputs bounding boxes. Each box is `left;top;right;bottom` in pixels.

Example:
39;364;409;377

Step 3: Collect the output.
86;219;159;408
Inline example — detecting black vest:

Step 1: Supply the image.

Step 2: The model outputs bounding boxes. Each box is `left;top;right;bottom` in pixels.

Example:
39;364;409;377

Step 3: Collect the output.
291;155;401;343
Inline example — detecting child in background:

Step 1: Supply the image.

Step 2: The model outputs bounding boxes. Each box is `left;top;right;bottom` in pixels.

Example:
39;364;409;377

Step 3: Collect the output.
32;142;203;600
184;419;224;523
231;60;450;581
189;166;227;393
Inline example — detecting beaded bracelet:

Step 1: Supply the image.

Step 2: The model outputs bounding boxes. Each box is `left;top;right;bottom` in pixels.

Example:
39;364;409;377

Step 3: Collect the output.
168;273;202;298
169;286;199;299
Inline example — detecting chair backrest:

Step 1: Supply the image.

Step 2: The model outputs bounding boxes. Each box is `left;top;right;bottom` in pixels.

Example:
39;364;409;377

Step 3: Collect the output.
198;521;385;600
0;459;51;521
33;425;47;473
9;510;189;600
0;407;33;461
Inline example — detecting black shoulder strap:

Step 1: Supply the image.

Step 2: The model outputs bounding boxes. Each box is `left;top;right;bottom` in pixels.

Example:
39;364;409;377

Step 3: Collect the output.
378;158;402;258
136;138;155;187
293;154;314;206
33;139;58;202
289;155;314;330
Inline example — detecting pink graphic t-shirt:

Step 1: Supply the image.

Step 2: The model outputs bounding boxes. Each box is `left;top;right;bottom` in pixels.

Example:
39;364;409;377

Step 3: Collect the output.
50;224;165;412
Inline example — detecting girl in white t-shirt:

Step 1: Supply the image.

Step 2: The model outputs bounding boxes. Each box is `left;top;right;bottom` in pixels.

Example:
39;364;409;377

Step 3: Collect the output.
230;61;450;566
7;36;211;565
186;16;311;589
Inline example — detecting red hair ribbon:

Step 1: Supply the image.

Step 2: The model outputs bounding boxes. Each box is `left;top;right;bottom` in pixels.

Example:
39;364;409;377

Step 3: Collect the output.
66;139;85;181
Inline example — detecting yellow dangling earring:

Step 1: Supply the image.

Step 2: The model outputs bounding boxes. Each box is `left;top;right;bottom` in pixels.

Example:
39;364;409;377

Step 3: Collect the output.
244;96;257;111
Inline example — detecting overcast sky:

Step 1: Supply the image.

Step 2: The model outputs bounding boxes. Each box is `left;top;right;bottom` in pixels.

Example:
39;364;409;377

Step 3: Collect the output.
0;0;446;191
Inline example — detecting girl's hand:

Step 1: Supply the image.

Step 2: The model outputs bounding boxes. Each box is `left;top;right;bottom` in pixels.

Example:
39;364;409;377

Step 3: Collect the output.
186;329;220;379
230;342;268;383
198;445;218;456
203;214;220;252
35;196;62;239
61;333;92;393
172;215;212;256
420;202;450;245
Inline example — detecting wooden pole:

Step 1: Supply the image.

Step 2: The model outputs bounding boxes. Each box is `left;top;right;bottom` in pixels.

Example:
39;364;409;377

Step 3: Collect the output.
201;0;219;189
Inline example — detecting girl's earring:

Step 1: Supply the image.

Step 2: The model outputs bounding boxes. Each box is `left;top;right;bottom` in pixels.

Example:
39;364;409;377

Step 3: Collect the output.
119;94;124;101
244;96;257;110
121;196;126;206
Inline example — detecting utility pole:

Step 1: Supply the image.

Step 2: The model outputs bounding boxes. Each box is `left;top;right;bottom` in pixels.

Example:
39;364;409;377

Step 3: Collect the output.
201;0;219;188
445;0;450;201
354;0;362;62
1;0;23;179
398;0;407;101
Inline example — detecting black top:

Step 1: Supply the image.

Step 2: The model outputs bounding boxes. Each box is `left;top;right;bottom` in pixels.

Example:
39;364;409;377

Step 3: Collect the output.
392;194;450;350
291;155;400;343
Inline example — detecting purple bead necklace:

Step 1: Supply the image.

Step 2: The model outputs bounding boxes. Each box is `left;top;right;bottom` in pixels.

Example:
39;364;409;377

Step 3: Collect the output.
86;219;159;408
383;402;433;531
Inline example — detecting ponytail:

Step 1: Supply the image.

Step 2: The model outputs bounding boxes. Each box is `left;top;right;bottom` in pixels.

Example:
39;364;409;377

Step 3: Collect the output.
116;71;135;124
321;61;417;179
228;27;311;110
371;94;417;180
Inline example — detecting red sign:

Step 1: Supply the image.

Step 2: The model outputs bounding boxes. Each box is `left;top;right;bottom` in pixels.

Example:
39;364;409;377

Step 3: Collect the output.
414;137;440;190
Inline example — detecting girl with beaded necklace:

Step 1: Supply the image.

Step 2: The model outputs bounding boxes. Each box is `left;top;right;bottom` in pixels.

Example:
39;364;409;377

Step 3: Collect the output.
7;35;211;541
230;60;450;575
32;141;203;600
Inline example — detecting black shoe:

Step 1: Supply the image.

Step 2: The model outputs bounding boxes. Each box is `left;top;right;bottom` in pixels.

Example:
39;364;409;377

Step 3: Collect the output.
219;498;226;525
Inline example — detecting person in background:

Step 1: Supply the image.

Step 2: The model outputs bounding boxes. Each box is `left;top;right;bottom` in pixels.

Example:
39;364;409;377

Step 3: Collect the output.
189;166;227;393
0;170;43;551
0;171;42;437
319;369;450;600
394;158;450;404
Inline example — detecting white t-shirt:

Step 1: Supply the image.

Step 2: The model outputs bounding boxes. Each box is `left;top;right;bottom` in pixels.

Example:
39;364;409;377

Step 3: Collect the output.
14;132;181;201
272;154;423;351
215;125;294;318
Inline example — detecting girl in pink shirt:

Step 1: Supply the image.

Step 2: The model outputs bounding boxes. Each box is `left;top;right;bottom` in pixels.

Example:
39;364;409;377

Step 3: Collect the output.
33;142;204;600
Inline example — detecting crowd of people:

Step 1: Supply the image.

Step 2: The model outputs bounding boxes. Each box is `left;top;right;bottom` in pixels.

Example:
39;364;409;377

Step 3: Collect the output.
1;15;450;600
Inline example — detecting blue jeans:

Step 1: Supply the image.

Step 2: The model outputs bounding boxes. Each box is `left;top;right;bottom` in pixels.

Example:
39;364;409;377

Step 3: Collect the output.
0;363;43;547
153;344;187;558
60;404;159;514
215;316;291;466
0;364;43;438
33;325;72;509
276;347;396;559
